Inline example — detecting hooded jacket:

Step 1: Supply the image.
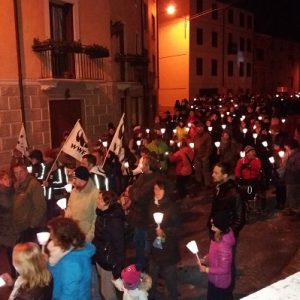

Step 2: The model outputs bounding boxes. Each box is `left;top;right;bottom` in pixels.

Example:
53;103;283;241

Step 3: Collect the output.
208;229;236;289
48;242;95;300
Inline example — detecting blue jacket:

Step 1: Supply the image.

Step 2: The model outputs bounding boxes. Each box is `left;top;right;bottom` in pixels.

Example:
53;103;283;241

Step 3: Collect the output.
49;242;95;300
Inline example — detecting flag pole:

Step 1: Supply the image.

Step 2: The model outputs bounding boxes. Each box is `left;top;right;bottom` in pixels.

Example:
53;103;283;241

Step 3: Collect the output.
101;113;125;168
44;119;80;182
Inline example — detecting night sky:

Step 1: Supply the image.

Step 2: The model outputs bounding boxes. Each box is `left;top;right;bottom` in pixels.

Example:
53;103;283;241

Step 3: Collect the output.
240;0;300;42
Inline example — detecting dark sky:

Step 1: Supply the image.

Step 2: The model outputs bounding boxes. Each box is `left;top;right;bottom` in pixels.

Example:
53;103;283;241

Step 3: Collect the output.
240;0;300;41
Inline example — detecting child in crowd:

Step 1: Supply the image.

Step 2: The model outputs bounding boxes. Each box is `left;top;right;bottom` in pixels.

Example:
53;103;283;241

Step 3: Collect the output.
199;211;236;300
113;264;152;300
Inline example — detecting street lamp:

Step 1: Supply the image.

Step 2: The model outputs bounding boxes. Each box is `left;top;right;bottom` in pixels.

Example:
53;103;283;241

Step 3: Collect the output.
166;4;176;15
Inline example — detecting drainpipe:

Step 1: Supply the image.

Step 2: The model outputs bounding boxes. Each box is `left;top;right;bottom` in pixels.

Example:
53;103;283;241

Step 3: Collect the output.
13;0;26;127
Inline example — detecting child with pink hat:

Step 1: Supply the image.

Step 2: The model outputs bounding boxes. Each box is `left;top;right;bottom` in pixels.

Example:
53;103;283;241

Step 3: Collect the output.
113;264;152;300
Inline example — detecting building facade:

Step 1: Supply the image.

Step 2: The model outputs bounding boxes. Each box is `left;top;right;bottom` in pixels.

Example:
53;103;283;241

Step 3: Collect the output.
158;0;254;112
253;33;300;94
0;0;157;165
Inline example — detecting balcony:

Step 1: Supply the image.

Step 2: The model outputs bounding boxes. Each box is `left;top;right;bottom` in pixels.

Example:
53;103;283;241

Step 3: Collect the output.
32;39;109;80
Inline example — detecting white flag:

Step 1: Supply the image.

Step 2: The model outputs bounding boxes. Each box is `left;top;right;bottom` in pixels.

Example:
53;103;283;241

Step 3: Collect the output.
16;124;29;156
107;113;125;162
62;120;89;161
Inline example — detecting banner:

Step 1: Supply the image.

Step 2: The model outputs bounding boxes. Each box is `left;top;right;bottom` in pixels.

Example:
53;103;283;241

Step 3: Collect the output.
106;113;125;163
16;124;29;156
62;120;89;161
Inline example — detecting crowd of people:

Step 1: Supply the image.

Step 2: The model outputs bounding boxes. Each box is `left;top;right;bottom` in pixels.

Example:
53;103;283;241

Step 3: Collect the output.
0;93;300;299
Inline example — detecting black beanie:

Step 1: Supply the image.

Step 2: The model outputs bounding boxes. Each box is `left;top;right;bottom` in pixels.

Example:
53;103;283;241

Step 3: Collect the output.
212;211;231;232
74;166;90;181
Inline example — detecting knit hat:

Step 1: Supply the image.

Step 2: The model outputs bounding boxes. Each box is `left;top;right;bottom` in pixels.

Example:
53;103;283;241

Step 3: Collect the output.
29;150;44;162
212;211;231;232
121;264;141;290
244;145;255;154
74;166;90;181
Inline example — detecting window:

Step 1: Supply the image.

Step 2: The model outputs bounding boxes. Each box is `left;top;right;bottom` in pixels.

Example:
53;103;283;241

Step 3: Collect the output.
196;0;203;13
212;31;218;47
239;12;245;27
212;3;218;20
239;62;244;77
247;15;252;29
240;37;245;51
228;9;234;24
246;39;251;52
228;61;233;76
196;28;203;45
196;58;203;75
49;1;75;78
246;63;251;77
256;49;264;61
211;59;218;76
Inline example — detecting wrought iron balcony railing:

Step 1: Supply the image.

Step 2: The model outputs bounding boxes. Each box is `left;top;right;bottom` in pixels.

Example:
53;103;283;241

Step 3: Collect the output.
32;39;109;80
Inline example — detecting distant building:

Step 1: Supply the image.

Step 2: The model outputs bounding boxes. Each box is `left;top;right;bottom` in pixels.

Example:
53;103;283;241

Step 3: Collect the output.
157;0;300;112
0;0;156;165
157;0;254;111
253;34;300;94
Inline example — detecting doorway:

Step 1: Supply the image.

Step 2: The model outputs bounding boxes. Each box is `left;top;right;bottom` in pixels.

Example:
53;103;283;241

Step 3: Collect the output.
49;99;82;148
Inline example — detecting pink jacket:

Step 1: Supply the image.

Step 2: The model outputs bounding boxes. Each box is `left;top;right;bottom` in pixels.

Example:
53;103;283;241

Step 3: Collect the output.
169;146;194;176
208;229;235;289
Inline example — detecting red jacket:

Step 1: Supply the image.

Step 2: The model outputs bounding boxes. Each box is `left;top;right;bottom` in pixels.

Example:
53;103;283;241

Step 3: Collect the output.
235;157;261;180
169;146;194;176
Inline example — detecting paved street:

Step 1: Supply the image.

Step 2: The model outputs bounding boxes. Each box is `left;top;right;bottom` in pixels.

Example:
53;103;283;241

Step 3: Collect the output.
1;187;299;299
175;188;300;299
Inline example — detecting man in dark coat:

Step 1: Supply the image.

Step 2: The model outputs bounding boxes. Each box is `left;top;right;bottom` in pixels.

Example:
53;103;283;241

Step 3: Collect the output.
209;162;245;237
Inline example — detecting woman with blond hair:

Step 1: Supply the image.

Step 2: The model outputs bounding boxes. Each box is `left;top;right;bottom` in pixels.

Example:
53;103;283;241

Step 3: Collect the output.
1;242;52;299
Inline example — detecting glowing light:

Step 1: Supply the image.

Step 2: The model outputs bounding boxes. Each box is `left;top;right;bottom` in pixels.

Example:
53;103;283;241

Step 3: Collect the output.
136;140;142;147
170;140;174;146
146;128;150;134
278;150;285;158
64;183;73;193
189;142;195;149
160;128;166;135
102;141;108;148
153;212;164;228
240;151;245;158
214;141;220;148
36;232;50;246
221;124;227;130
57;198;67;210
186;240;201;265
27;166;33;173
262;141;268;147
166;4;175;15
269;156;275;164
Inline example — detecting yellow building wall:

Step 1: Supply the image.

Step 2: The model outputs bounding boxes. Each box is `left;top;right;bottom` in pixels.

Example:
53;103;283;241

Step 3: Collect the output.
0;0;18;79
158;17;189;112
